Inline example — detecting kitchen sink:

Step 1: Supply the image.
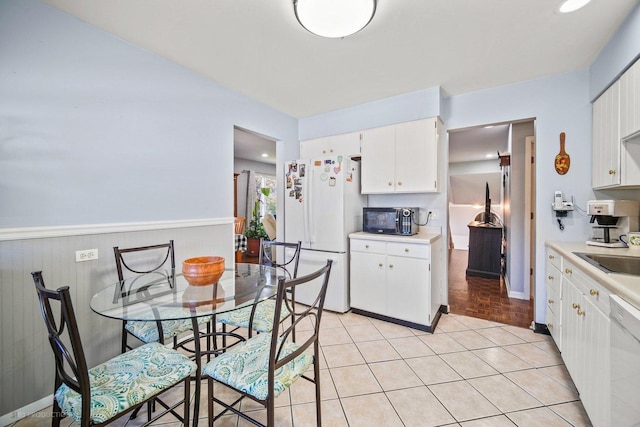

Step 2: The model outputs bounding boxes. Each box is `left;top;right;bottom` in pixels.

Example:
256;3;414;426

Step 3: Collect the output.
573;252;640;276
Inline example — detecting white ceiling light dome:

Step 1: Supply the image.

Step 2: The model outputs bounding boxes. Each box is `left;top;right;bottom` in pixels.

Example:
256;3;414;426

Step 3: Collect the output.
557;0;592;14
294;0;377;38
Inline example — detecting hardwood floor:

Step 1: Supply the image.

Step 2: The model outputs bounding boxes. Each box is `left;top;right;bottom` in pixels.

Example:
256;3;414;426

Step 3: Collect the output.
448;248;533;329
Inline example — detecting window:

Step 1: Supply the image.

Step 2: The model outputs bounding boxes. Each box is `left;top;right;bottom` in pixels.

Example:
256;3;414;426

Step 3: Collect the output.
255;174;277;217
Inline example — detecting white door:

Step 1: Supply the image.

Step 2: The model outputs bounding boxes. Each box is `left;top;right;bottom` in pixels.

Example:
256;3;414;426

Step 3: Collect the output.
308;156;346;252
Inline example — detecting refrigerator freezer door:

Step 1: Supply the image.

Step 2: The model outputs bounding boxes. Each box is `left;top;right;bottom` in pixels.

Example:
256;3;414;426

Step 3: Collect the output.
295;249;349;313
284;160;309;247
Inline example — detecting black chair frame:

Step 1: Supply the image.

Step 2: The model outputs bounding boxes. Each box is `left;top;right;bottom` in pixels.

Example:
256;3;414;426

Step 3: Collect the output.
221;240;302;346
31;271;191;427
208;259;332;427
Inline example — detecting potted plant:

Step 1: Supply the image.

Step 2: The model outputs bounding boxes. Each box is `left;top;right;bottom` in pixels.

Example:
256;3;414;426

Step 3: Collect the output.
244;187;270;256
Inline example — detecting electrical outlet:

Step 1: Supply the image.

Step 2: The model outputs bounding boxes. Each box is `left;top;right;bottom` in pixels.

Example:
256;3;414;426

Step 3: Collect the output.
75;249;99;262
429;210;439;220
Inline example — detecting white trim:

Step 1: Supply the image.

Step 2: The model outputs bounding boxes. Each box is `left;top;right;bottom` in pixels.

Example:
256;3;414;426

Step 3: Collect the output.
0;218;231;242
504;269;529;300
1;395;52;427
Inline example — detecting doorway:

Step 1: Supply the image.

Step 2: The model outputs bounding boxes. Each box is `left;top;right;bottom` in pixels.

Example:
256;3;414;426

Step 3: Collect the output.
447;120;535;328
233;126;278;263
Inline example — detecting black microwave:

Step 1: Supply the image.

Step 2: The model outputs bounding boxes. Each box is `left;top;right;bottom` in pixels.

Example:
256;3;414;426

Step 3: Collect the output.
363;207;419;235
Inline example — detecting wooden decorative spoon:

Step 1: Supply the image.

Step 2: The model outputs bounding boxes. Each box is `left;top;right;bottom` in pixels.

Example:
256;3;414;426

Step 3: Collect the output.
554;132;570;175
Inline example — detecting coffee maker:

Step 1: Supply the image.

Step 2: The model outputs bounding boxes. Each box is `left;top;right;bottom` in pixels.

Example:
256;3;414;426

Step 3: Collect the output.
586;200;640;247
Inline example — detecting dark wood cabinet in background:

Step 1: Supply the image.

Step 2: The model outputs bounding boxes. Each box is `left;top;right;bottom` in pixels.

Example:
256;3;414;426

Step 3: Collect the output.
466;221;503;279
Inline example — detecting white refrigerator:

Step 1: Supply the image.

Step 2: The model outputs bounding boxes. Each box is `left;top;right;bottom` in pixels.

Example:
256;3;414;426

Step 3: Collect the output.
284;156;367;312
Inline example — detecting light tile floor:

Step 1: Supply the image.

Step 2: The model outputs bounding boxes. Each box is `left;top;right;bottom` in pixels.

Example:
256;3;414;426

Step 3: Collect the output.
15;312;592;427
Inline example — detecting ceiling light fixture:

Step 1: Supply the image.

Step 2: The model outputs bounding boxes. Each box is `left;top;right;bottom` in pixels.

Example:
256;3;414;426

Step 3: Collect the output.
261;153;269;158
293;0;377;38
557;0;592;14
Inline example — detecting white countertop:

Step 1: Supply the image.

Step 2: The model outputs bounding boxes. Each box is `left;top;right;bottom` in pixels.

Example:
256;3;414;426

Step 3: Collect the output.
349;227;442;244
546;241;640;310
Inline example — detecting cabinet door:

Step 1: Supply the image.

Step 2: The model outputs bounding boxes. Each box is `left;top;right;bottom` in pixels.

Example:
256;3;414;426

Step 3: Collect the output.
620;59;640;140
350;251;387;314
561;277;585;391
386;255;431;325
592;81;620;188
545;262;562;349
395;118;439;193
361;125;396;194
328;131;361;157
581;299;610;427
300;137;329;159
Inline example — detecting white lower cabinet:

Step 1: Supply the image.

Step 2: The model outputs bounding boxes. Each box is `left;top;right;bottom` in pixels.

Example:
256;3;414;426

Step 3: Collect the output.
548;250;610;427
545;248;562;350
350;235;442;331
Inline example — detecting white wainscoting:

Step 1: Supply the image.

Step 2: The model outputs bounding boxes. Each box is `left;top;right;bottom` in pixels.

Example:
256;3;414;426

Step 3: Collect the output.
0;218;232;423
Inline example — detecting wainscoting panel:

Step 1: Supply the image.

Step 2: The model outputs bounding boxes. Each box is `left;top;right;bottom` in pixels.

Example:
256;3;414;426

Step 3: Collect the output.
0;220;231;419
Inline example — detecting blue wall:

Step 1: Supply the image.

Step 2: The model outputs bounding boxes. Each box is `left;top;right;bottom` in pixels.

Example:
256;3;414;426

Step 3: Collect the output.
0;0;298;228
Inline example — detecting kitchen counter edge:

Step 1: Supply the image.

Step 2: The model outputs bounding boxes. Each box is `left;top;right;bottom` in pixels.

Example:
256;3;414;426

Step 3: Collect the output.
545;240;640;310
349;229;442;244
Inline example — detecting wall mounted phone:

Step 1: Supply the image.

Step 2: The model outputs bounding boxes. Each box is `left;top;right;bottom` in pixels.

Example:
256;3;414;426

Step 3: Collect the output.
551;190;573;230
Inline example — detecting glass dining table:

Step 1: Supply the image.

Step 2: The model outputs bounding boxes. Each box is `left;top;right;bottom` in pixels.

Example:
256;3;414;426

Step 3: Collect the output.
90;262;280;426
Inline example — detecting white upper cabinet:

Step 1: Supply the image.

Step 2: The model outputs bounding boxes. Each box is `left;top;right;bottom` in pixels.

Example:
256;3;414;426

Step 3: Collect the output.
620;59;640;141
592;81;621;188
361;117;440;194
300;131;361;159
592;58;640;189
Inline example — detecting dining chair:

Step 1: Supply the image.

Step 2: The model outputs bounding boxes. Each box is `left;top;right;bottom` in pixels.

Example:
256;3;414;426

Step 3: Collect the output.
203;260;333;427
31;271;196;427
261;213;276;241
114;241;211;353
216;240;302;340
234;216;246;234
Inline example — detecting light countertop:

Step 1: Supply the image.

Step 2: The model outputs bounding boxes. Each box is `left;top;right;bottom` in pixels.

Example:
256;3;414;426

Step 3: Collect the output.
349;227;442;244
546;241;640;310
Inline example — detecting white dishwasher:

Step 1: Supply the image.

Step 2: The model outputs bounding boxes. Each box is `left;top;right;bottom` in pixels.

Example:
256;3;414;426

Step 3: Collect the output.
610;295;640;427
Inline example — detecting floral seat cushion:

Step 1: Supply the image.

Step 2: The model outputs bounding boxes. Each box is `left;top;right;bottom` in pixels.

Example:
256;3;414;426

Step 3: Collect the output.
126;310;213;343
216;299;290;333
55;342;196;425
202;333;312;401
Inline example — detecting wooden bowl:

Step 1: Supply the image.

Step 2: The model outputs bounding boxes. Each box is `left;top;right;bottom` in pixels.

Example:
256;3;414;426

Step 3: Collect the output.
182;256;225;286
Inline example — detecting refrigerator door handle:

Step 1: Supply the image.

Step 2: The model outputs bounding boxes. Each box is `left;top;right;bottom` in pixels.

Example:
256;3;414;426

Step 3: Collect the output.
306;164;314;245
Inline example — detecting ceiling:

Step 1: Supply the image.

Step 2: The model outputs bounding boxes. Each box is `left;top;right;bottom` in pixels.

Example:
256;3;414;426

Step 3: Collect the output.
234;127;277;165
42;0;638;120
449;124;510;163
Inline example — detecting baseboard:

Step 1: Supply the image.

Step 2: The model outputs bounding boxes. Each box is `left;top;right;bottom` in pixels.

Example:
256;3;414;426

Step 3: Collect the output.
533;322;551;335
1;395;52;427
504;275;528;300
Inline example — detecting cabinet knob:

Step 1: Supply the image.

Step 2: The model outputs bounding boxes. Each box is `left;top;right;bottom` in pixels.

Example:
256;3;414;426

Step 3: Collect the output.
590;289;599;296
378;263;383;267
548;255;555;259
389;264;394;268
577;309;585;316
548;275;554;280
565;268;572;274
404;248;409;253
397;181;402;186
572;303;580;309
547;322;553;328
322;150;326;154
388;182;393;186
365;244;369;249
609;169;617;175
548;299;554;304
329;149;333;153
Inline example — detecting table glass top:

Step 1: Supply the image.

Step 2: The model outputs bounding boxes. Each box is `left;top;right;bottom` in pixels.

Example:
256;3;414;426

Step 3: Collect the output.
90;263;280;321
